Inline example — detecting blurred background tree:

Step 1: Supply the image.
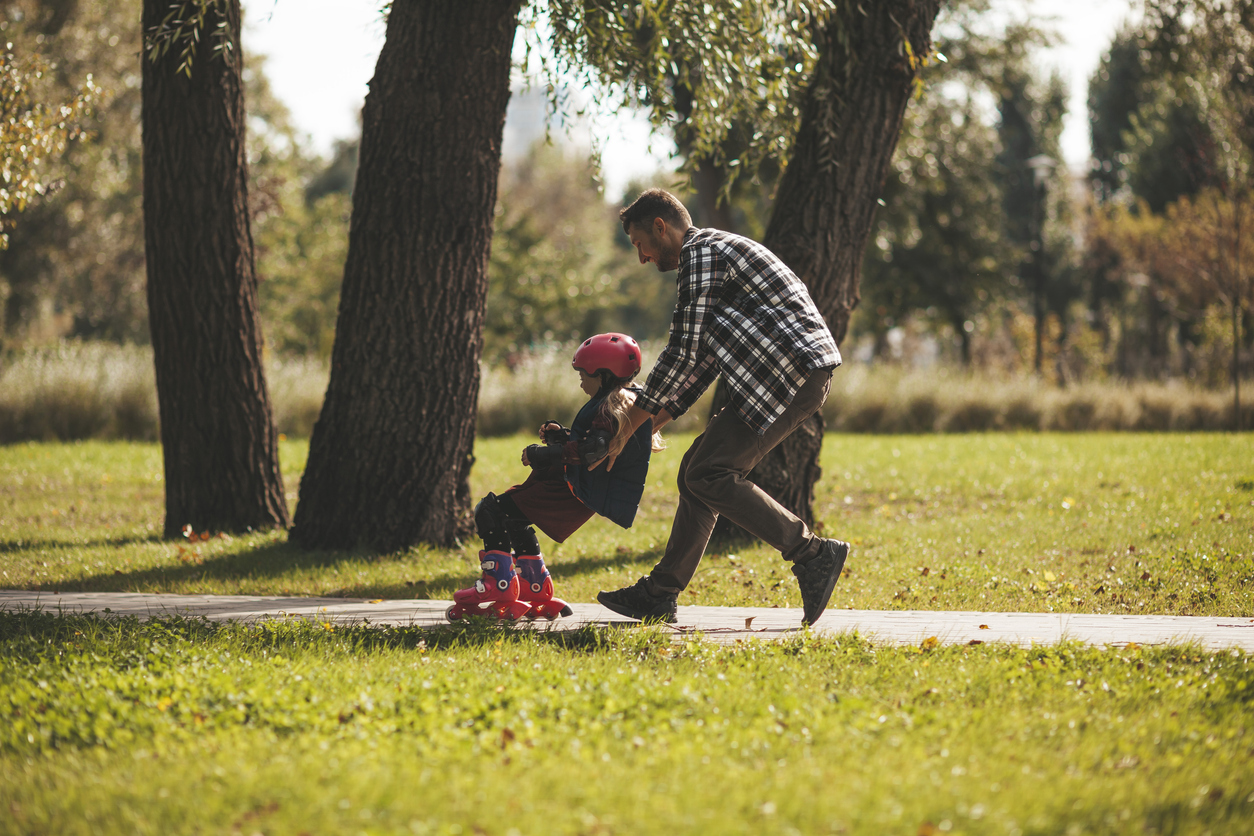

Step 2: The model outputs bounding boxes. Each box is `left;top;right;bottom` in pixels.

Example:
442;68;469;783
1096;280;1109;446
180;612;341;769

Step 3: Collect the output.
484;141;671;362
0;46;97;250
1;0;128;345
246;56;351;360
0;0;1249;440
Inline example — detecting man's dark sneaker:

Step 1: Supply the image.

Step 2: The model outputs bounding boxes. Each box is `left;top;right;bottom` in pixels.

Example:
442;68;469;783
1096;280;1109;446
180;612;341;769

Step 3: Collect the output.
597;577;678;624
792;539;849;626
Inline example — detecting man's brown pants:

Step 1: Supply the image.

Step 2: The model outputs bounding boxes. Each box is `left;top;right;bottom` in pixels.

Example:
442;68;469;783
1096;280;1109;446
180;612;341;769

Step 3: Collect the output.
647;368;834;596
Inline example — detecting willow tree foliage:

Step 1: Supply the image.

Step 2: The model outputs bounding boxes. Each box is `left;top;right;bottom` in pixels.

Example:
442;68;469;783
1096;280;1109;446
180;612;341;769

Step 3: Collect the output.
0;46;97;252
531;0;829;195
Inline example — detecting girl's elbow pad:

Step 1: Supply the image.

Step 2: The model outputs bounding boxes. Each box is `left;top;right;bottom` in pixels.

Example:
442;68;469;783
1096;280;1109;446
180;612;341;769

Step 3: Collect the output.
578;430;611;467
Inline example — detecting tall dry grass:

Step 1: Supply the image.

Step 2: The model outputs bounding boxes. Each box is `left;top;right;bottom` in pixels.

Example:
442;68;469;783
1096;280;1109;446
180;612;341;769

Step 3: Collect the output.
824;365;1252;432
1;342;1249;443
0;343;158;442
0;344;331;444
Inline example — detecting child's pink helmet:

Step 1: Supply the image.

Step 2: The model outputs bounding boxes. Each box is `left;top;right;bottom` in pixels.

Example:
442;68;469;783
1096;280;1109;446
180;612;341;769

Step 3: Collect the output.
572;333;643;381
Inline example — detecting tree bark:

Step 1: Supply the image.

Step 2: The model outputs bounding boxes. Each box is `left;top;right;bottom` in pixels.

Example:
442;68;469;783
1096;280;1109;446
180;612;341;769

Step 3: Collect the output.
290;0;520;551
141;0;288;538
711;0;941;543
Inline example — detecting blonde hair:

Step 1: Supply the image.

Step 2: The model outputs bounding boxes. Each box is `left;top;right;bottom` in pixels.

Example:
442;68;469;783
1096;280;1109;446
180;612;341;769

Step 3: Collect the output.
600;385;666;453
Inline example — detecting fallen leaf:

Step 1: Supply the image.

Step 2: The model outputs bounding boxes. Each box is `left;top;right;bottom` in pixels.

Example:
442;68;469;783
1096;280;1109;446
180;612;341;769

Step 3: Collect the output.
979;624;990;629
968;639;984;646
744;616;755;630
368;599;383;604
920;636;939;650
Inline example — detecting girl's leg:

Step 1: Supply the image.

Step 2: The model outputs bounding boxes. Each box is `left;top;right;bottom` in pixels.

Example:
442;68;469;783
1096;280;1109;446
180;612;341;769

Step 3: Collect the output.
497;499;572;620
446;494;529;621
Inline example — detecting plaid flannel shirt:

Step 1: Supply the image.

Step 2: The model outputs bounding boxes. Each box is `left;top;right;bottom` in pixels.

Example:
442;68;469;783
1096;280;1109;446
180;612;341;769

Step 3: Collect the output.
635;228;841;435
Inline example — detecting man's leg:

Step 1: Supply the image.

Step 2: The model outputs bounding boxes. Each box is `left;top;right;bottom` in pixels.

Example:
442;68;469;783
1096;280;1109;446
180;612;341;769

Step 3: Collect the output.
595;432;711;622
644;429;718;594
648;368;833;595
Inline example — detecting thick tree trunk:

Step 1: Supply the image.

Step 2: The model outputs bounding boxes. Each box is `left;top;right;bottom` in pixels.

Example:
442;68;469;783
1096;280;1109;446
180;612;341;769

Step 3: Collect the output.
691;159;737;232
290;0;520;551
141;0;288;538
711;0;941;543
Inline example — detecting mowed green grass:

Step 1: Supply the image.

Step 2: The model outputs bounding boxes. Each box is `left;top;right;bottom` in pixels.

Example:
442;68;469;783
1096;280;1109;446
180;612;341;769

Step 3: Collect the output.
2;434;1253;834
2;612;1253;835
0;433;1250;615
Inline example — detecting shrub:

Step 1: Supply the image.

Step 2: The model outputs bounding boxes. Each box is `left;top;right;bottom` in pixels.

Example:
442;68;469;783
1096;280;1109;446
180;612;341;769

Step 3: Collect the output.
1135;387;1177;430
900;392;940;433
940;398;1000;432
1046;393;1098;431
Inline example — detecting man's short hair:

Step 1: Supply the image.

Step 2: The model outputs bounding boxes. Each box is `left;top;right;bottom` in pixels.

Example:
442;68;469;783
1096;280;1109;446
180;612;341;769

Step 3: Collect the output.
619;188;693;234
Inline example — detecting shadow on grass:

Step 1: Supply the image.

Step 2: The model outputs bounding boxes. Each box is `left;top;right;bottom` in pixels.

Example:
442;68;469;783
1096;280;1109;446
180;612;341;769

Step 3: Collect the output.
546;546;665;579
28;537;669;600
0;533;163;554
31;538;381;595
0;607;674;656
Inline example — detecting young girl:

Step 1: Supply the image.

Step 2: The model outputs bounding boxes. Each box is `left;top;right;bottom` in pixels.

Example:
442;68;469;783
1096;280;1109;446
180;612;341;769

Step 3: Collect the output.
446;333;666;621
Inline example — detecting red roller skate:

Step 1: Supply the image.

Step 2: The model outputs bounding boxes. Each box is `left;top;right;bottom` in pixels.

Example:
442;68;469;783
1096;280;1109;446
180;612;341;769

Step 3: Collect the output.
446;551;530;621
514;554;573;620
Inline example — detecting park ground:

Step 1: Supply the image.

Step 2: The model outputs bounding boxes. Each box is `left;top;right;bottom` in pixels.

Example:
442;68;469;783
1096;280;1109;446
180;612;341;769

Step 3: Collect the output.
1;432;1253;834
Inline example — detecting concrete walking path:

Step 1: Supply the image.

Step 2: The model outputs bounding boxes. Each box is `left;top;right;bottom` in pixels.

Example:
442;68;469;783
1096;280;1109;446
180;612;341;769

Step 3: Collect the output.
3;590;1253;651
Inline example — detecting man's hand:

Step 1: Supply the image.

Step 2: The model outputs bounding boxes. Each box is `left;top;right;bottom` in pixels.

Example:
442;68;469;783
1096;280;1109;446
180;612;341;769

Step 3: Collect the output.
577;429;611;468
651;409;674;434
594;406;674;471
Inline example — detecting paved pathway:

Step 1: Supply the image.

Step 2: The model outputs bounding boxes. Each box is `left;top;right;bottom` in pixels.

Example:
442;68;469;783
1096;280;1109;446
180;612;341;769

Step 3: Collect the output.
4;590;1253;651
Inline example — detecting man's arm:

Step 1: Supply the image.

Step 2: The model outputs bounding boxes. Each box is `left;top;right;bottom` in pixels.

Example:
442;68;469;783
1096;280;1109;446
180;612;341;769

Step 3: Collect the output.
633;238;723;416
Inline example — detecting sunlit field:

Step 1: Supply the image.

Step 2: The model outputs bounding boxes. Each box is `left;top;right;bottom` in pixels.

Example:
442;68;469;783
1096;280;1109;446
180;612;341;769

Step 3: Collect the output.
1;433;1250;616
2;612;1252;835
2;433;1252;834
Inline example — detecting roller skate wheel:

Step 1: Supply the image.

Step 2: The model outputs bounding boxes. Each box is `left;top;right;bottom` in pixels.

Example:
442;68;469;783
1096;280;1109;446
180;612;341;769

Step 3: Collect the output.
445;605;462;621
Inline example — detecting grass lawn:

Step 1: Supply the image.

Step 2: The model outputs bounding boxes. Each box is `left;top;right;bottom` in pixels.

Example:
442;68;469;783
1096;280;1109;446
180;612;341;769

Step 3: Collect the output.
1;433;1251;615
2;432;1253;834
3;612;1253;835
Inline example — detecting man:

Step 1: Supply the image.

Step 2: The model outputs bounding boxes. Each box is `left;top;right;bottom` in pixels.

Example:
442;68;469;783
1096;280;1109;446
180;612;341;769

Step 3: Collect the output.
596;188;849;626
